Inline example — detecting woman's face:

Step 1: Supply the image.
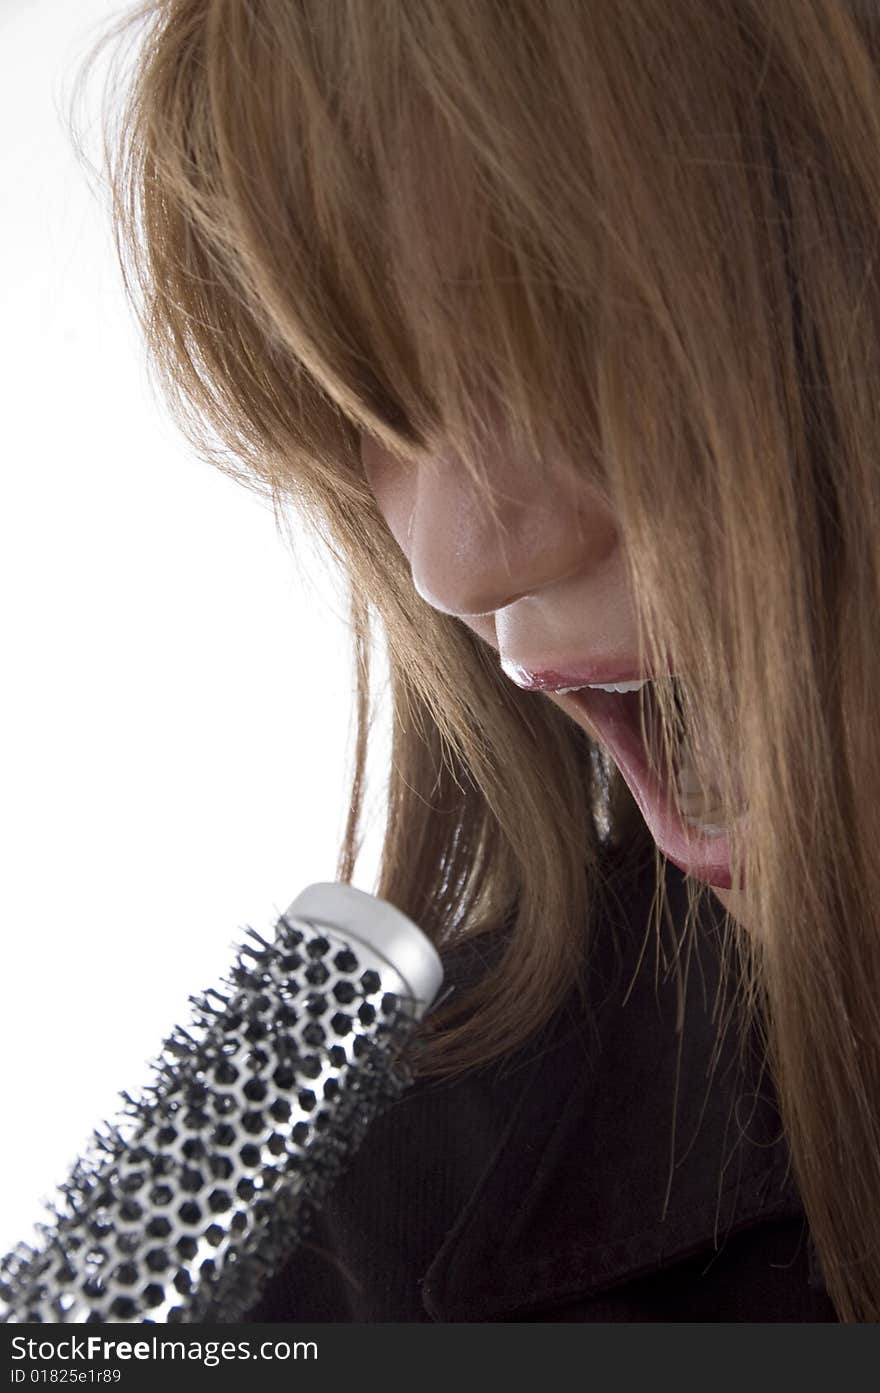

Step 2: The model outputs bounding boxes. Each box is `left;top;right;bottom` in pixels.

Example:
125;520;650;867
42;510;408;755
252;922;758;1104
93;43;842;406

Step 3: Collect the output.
360;423;748;926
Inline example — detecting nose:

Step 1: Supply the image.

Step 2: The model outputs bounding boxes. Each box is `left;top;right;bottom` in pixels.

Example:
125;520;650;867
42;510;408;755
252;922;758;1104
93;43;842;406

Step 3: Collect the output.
406;462;598;617
360;431;620;622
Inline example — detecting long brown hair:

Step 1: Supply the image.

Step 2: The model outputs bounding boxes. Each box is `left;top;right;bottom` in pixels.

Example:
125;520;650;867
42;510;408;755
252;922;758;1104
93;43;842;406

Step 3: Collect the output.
69;0;880;1321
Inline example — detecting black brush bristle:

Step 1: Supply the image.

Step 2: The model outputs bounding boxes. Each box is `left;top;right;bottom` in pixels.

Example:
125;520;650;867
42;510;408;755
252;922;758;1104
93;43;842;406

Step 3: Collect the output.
0;911;422;1324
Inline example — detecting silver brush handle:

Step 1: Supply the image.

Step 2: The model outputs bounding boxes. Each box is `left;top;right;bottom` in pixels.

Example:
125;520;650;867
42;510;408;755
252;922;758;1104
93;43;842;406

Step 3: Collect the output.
0;883;443;1324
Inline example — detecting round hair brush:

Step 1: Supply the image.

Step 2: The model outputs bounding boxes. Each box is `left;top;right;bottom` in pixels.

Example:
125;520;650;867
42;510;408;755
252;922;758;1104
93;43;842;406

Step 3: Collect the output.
0;883;443;1323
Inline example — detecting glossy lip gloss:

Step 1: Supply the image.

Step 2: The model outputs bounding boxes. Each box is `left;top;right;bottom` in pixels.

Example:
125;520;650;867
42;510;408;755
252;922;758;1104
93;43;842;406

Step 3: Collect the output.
500;657;677;691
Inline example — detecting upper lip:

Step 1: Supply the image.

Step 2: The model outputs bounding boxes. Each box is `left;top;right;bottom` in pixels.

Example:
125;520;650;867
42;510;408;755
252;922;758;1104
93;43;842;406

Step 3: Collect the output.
500;657;676;691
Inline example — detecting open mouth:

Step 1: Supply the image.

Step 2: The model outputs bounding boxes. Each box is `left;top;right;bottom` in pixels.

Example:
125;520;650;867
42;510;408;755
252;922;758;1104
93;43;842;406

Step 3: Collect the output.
562;679;744;891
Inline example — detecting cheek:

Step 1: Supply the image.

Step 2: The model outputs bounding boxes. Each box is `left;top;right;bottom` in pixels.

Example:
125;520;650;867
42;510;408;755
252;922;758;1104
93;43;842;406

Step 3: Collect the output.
360;436;414;559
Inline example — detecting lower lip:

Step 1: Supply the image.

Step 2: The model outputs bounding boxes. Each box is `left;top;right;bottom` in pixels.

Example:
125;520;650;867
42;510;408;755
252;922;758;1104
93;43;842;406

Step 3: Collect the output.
566;688;744;892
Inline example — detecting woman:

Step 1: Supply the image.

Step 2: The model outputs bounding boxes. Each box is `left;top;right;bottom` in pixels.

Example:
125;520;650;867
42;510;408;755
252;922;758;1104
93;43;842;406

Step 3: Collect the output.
75;0;880;1320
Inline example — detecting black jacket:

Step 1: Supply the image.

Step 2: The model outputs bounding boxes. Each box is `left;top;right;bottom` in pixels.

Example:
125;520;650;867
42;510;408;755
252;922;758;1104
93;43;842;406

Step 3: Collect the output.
247;853;838;1322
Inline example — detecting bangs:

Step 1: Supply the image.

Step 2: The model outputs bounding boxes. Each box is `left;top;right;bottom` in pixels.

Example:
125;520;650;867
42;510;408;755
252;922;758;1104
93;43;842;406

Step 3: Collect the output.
99;0;612;515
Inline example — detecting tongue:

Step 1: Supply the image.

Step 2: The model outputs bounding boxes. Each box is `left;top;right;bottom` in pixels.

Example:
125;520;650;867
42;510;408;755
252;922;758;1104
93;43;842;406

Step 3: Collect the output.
573;687;741;891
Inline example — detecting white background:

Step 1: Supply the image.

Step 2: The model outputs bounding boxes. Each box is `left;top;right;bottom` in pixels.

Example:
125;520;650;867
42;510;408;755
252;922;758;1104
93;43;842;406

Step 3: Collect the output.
0;0;388;1259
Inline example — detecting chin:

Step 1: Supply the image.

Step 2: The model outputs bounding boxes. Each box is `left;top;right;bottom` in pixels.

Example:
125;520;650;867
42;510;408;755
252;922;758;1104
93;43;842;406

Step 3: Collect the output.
710;883;751;929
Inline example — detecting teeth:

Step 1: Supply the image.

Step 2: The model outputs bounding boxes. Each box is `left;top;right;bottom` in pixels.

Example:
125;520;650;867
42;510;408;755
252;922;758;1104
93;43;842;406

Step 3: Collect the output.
685;819;726;837
675;736;726;834
582;679;651;693
553;678;654;694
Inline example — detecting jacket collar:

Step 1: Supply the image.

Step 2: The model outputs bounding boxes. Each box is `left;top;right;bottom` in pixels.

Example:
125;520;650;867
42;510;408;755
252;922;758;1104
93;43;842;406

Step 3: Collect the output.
420;856;809;1321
